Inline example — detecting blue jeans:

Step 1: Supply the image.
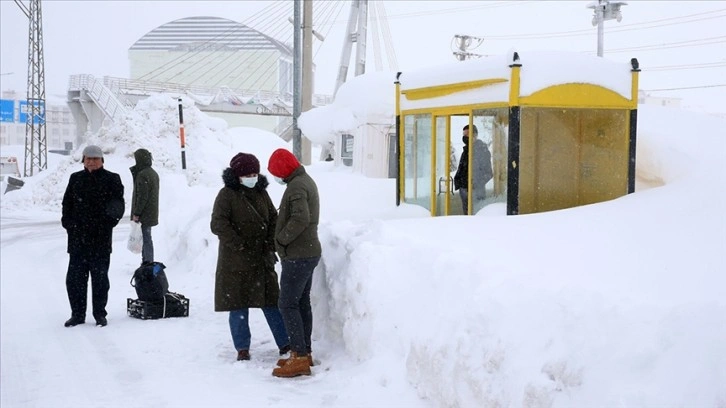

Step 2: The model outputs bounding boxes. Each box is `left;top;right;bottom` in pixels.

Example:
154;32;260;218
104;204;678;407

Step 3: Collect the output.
229;307;289;351
141;224;154;263
278;257;320;355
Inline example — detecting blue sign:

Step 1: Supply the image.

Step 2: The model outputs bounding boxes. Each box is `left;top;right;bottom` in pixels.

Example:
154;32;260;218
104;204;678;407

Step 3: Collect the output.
18;100;45;125
0;99;14;123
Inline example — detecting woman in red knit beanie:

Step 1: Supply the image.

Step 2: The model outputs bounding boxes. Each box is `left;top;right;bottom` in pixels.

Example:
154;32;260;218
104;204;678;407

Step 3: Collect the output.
267;149;322;378
267;148;301;182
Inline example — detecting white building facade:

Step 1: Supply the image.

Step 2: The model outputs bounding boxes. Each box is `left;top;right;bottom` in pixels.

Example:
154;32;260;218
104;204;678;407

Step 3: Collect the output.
128;16;294;132
0;90;76;150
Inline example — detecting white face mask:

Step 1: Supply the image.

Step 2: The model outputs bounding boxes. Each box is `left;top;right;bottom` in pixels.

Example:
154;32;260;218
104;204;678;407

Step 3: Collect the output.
239;176;258;188
273;176;286;185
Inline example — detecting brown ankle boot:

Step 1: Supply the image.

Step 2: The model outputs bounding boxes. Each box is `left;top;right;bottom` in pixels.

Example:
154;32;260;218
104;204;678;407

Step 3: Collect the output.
277;352;314;367
236;350;250;361
272;352;311;377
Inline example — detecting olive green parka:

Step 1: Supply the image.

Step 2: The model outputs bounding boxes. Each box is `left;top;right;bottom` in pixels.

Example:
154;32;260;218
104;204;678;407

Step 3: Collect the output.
129;148;160;226
275;166;321;260
211;169;279;311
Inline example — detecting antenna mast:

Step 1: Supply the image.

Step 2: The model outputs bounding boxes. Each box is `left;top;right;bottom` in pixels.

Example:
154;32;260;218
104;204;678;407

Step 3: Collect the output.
334;0;368;95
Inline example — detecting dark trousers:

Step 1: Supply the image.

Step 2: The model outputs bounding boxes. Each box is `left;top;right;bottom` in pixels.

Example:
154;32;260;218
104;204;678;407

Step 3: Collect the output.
278;256;320;355
141;224;154;263
459;188;469;214
66;252;111;320
459;188;486;215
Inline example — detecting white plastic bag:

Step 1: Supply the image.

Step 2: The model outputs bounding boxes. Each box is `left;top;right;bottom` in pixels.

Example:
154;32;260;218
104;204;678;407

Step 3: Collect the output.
127;222;143;254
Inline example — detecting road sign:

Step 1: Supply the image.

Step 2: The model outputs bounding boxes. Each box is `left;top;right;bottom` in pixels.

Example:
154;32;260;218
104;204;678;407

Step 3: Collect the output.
18;100;45;124
0;99;14;123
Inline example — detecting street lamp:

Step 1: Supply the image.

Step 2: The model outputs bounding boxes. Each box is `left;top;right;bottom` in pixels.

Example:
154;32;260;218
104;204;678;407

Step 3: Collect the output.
587;0;627;57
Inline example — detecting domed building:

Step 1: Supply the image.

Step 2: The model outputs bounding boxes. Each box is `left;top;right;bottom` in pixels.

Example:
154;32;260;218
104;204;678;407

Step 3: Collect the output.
128;16;293;130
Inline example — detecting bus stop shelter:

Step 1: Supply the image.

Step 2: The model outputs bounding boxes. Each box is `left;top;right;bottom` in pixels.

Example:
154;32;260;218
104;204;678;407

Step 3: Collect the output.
395;51;640;216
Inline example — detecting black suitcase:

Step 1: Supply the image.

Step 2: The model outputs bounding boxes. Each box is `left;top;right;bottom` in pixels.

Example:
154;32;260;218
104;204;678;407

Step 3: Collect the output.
127;292;190;320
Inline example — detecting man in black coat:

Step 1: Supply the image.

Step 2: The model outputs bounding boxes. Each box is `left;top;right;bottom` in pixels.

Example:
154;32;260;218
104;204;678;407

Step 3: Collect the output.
454;124;493;215
61;145;125;327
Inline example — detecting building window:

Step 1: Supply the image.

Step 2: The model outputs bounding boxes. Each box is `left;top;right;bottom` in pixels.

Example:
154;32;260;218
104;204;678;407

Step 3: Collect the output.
341;133;354;167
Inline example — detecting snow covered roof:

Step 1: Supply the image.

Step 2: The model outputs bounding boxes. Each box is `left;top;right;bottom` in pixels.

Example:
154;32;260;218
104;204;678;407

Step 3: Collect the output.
398;51;634;110
299;71;396;145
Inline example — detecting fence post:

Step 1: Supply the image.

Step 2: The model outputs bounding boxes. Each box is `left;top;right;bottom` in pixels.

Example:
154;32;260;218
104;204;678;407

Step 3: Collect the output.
178;98;186;170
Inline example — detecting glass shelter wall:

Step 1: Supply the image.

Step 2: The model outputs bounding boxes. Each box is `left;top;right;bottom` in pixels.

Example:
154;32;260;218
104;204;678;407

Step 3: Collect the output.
401;109;509;216
434;117;453;216
403;114;433;212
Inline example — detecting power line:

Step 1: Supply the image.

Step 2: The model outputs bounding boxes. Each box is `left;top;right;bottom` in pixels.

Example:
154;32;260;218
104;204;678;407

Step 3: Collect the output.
378;1;399;70
644;62;726;72
483;9;726;40
204;2;291;88
591;38;725;54
643;84;726;92
312;1;345;60
378;1;537;20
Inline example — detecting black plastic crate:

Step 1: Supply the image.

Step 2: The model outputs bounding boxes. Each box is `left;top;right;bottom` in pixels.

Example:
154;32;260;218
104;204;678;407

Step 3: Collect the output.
127;292;189;320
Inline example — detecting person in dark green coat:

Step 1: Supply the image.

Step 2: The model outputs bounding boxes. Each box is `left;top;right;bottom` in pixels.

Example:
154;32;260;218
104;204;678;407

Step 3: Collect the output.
130;148;159;264
267;148;321;378
211;152;289;361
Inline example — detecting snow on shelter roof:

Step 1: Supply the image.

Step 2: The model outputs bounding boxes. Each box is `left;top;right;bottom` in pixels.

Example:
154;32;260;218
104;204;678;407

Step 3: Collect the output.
398;51;633;109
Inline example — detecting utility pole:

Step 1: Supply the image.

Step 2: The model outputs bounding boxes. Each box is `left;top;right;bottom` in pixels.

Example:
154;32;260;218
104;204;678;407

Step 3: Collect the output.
452;34;484;61
16;0;48;177
595;0;605;57
587;0;626;57
300;0;313;165
292;0;302;161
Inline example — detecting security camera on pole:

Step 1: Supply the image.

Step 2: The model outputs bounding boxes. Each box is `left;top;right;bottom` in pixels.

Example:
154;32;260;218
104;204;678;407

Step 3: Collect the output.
587;0;627;57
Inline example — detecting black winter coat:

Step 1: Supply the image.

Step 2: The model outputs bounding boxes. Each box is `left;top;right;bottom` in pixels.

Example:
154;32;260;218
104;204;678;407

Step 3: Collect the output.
211;169;279;311
61;167;125;255
454;139;493;199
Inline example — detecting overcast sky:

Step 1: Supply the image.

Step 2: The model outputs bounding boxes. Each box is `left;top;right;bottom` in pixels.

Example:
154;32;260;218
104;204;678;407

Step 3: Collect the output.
1;0;724;113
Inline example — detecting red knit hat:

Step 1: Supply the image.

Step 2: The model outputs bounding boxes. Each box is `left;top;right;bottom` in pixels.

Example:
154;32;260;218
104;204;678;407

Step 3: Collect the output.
268;148;300;179
230;152;260;177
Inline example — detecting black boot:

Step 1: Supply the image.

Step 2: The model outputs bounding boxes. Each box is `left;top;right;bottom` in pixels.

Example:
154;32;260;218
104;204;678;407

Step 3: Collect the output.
64;316;85;327
95;317;107;327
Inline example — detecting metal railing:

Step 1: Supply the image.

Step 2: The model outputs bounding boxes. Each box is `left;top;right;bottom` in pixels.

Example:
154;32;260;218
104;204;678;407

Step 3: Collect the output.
68;74;333;122
68;74;130;123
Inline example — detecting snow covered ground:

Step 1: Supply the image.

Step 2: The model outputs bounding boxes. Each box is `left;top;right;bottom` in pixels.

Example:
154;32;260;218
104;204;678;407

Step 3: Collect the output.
1;91;725;407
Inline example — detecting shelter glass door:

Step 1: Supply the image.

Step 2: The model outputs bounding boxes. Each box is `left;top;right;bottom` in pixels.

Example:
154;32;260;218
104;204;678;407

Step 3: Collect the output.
403;114;432;212
434;116;455;216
